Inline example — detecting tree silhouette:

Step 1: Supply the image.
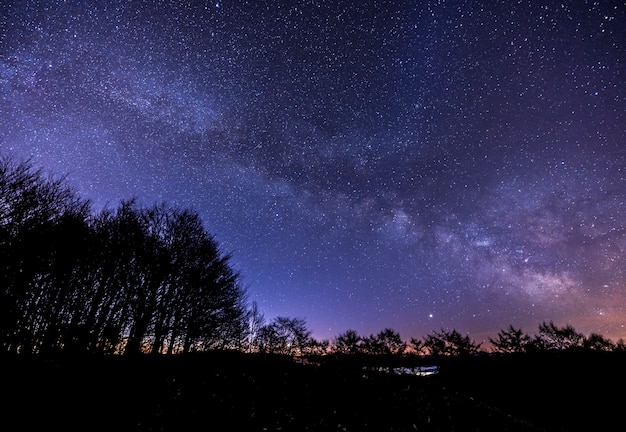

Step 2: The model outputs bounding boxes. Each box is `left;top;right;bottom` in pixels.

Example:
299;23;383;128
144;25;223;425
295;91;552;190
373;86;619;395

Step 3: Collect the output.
408;337;426;356
422;328;482;357
332;329;364;355
532;320;585;351
5;155;626;362
0;156;249;356
106;202;250;355
489;325;532;353
583;332;615;352
0;156;91;354
362;328;406;356
245;301;265;352
256;316;313;355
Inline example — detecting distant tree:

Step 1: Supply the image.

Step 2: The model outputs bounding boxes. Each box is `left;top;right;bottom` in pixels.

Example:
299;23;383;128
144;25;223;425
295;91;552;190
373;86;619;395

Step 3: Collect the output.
489;325;532;354
422;328;482;357
531;320;584;351
332;329;364;355
244;301;266;353
305;338;330;356
257;316;313;356
362;328;406;356
408;337;426;356
583;332;615;352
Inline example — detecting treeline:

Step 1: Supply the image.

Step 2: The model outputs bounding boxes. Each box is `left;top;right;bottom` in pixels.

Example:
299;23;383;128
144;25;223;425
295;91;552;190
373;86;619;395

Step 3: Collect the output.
327;322;626;360
2;156;624;359
0;156;252;355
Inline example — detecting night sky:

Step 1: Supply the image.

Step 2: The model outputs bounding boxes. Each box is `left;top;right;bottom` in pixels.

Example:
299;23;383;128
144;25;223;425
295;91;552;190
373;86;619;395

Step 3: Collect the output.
2;1;625;344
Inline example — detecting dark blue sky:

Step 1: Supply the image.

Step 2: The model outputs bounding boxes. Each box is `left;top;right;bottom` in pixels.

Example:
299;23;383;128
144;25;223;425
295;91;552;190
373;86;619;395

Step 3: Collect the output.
2;0;625;343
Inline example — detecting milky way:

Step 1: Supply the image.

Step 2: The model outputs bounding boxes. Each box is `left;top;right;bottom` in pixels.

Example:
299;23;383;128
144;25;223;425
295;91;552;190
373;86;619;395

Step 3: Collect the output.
1;1;625;343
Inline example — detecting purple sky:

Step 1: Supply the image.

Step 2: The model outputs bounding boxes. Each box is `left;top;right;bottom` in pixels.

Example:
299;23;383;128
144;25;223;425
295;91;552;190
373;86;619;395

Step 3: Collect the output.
2;0;625;344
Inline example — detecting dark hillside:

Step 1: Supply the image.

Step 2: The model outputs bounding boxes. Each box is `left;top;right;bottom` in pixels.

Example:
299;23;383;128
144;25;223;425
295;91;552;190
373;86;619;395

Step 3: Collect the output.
2;351;624;431
435;351;626;431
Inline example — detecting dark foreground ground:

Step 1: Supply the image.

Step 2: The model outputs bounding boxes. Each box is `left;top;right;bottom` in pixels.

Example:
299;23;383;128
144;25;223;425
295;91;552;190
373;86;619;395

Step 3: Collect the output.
2;350;625;431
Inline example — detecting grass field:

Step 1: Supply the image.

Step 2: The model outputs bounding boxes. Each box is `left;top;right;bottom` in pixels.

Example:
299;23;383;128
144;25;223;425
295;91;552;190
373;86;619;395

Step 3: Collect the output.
3;350;624;431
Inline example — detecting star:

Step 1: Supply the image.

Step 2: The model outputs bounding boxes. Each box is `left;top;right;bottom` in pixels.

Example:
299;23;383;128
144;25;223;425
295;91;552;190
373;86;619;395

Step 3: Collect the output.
1;0;624;344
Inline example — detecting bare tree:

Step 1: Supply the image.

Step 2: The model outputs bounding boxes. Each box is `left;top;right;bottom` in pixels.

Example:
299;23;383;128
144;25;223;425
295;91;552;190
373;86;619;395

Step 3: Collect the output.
408;337;426;356
332;329;364;355
244;301;265;353
362;328;406;355
0;156;250;356
531;320;584;351
0;156;91;354
256;316;313;356
422;328;482;357
583;333;616;352
489;325;532;354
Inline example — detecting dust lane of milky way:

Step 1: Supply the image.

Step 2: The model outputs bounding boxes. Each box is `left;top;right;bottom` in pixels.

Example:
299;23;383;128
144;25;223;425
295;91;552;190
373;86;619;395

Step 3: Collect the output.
1;0;625;343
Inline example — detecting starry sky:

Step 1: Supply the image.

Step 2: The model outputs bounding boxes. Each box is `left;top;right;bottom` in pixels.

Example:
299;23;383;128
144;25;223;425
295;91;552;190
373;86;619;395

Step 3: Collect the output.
2;0;625;344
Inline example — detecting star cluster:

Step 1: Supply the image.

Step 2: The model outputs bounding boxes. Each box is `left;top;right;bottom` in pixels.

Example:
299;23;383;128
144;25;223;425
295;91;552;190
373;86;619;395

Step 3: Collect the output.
1;0;624;343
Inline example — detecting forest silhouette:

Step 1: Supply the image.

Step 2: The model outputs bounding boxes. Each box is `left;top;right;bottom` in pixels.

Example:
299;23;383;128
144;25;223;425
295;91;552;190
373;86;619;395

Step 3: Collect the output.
2;155;625;431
